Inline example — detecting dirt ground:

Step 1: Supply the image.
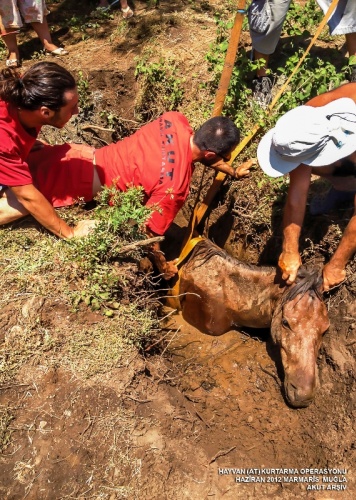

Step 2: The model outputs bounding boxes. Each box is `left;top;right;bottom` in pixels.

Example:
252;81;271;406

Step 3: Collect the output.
0;1;355;499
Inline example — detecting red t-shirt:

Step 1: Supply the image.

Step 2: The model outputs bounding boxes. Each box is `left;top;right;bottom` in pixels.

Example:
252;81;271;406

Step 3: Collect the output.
94;111;194;235
0;100;39;186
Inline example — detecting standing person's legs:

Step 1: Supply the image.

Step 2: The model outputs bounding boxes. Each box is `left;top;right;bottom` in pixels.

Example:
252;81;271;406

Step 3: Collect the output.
120;1;133;19
249;0;291;75
248;0;291;106
317;0;356;80
0;0;22;66
18;0;68;55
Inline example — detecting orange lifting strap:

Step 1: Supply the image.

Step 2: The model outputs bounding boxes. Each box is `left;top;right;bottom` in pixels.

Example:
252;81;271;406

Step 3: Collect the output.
167;0;340;309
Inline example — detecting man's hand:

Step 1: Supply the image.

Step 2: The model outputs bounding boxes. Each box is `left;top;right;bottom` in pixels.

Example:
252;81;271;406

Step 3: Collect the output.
234;159;256;178
209;159;255;179
322;262;346;291
278;251;302;284
70;219;98;238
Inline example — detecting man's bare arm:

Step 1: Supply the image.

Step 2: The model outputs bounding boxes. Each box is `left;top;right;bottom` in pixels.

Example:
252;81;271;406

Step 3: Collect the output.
279;164;312;284
323;197;356;290
306;82;356;107
10;184;95;238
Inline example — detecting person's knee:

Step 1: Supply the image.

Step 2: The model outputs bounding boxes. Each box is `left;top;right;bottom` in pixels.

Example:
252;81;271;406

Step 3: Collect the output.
0;188;29;224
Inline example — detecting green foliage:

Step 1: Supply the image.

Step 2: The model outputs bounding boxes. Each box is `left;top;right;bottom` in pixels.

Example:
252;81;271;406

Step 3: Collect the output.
77;70;91;115
284;0;323;36
278;53;346;113
66;185;153;311
135;57;185;120
205;17;266;134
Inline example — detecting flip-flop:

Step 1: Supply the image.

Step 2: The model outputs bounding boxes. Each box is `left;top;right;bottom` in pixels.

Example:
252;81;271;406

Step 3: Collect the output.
309;187;355;215
122;6;134;18
46;47;68;56
6;58;20;68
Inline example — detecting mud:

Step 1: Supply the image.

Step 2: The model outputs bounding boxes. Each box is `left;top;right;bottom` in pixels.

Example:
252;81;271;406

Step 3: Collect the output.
0;1;355;498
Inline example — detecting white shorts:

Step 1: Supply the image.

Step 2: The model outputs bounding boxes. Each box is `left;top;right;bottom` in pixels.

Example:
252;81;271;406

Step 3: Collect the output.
249;0;355;55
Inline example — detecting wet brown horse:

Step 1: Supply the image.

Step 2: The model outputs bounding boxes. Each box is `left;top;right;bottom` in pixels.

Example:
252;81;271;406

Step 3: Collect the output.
178;239;330;408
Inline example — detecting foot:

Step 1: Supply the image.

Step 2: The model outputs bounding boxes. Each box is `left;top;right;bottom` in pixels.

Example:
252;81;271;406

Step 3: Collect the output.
309;187;355;215
46;47;68;56
122;6;133;18
6;58;20;68
251;75;274;108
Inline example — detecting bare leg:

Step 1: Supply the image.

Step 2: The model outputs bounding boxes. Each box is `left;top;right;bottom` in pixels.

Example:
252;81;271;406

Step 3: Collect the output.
120;0;133;18
2;29;20;62
254;50;270;78
31;18;60;53
0;189;29;225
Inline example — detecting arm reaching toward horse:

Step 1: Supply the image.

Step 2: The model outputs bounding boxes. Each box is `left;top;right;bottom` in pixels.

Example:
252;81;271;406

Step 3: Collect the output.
306;82;356;107
145;227;178;280
209;159;254;179
323;197;356;291
279;164;311;284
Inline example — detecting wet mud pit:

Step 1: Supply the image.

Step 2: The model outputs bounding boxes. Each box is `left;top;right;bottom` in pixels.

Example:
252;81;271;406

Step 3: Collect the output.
153;210;356;499
157;293;356;498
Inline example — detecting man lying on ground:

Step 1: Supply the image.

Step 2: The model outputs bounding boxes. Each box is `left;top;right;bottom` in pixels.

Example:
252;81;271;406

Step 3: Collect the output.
0;61;96;238
0;109;250;278
257;82;356;291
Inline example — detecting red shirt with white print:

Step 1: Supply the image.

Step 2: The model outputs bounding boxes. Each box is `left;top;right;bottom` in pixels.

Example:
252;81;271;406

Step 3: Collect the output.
94;111;194;235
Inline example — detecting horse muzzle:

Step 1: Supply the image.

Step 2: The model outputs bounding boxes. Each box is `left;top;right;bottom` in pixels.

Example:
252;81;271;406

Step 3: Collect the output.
284;378;317;408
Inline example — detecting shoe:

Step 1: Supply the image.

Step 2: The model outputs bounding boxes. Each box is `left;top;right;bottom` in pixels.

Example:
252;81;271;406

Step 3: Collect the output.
309;187;355;215
122;6;133;18
6;58;20;68
46;47;68;56
251;75;273;108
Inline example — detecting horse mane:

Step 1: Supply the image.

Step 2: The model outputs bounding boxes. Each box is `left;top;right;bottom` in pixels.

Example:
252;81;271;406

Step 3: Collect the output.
281;268;323;304
186;239;272;273
186;240;323;303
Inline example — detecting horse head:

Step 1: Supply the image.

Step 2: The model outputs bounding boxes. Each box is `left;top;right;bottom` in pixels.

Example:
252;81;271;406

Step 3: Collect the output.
270;269;330;408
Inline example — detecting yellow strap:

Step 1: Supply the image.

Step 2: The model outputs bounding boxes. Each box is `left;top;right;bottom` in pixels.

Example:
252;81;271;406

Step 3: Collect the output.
166;236;205;309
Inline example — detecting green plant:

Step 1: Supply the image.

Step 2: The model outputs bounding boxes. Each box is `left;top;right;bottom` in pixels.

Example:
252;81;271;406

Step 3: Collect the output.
135;57;185;120
66;185;154;311
77;70;91;113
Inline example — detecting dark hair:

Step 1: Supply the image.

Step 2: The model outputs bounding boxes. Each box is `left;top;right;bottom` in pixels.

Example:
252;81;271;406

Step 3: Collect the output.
193;116;240;156
0;62;76;111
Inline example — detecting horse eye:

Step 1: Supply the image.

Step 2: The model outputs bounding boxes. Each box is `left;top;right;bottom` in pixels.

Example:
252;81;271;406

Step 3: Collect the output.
282;318;290;329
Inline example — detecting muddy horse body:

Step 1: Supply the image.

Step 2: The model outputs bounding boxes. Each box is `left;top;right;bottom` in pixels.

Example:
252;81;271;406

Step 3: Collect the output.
178;240;330;408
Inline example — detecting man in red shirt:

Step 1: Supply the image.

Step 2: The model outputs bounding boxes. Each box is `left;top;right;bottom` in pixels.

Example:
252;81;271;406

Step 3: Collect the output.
1;111;245;278
0;61;95;238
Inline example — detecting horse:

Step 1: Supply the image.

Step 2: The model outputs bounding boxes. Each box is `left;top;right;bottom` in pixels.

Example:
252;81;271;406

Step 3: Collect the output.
177;239;330;408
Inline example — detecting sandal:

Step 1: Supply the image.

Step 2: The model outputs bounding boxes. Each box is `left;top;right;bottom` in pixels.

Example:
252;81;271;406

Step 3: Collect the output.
6;58;20;68
122;6;133;18
46;47;68;56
